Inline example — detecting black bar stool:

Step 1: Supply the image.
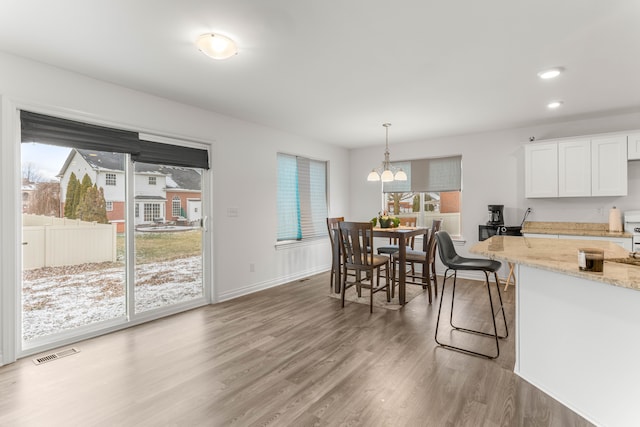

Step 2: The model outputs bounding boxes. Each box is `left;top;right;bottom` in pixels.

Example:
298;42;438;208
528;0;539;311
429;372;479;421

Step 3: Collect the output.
434;231;508;359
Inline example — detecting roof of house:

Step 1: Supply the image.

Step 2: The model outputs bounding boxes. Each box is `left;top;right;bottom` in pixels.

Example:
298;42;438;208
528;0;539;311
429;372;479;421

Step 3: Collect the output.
58;149;201;191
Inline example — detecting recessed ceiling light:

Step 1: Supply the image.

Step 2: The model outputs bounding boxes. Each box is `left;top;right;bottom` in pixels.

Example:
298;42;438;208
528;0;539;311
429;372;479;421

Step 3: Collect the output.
195;33;238;60
547;101;564;109
538;67;564;79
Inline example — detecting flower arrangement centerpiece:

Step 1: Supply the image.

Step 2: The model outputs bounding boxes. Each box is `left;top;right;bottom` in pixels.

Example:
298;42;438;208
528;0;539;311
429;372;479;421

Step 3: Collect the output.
376;211;400;228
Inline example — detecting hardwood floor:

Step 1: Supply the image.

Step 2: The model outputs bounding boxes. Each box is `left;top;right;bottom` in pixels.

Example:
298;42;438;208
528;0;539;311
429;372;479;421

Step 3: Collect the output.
0;272;592;426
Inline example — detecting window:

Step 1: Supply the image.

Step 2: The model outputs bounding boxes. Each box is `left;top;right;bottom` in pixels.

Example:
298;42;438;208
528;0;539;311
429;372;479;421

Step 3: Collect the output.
143;203;161;221
105;173;116;186
106;201;113;211
148;176;156;185
383;156;462;236
172;196;182;217
277;153;328;241
135;203;139;218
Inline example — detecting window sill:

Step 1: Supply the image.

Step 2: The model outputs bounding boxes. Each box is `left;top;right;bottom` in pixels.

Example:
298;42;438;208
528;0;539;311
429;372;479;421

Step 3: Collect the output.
275;236;328;250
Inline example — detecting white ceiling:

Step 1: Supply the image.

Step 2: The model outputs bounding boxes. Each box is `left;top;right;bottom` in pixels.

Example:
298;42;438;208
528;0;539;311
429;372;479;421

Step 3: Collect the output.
1;0;639;148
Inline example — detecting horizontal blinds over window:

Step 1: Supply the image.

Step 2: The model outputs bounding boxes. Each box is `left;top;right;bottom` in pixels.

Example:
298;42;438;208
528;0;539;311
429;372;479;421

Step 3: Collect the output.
277;154;301;241
20;111;209;169
277;153;328;241
383;156;461;193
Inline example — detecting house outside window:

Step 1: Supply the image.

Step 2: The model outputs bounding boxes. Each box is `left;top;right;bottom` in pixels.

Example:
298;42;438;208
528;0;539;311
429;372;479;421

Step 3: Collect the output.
383;156;462;237
135;203;139;218
143;203;161;221
148;176;156;185
106;201;113;212
277;153;328;241
105;173;116;186
172;196;182;217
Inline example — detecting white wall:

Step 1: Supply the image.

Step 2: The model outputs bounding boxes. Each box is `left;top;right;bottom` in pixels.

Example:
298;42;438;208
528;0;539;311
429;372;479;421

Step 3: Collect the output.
0;51;349;363
349;110;640;262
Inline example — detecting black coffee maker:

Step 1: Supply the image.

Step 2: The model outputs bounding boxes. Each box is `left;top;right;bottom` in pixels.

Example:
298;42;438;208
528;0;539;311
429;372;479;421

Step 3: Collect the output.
487;205;504;226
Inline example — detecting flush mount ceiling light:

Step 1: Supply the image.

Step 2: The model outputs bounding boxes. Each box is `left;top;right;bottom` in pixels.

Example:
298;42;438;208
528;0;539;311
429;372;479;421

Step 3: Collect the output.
367;123;407;182
195;33;238;60
547;100;564;109
537;67;564;79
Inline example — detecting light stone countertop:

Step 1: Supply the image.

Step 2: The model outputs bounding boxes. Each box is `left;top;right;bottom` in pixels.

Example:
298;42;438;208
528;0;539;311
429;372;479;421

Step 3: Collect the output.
470;235;640;291
521;221;632;238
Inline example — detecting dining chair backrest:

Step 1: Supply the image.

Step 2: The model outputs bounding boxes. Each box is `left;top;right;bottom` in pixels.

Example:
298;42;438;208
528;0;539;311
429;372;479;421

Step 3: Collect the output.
384;217;417;247
426;219;443;256
435;230;458;268
338;221;374;267
327;217;344;248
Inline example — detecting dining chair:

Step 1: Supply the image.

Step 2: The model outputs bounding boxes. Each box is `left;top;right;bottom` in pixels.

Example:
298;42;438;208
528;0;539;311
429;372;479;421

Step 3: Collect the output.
377;217;417;256
434;230;508;359
390;219;442;303
326;217;344;292
338;221;390;313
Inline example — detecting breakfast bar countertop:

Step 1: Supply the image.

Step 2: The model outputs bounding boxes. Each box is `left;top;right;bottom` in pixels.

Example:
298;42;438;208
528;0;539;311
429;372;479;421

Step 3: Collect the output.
470;235;640;291
521;221;633;238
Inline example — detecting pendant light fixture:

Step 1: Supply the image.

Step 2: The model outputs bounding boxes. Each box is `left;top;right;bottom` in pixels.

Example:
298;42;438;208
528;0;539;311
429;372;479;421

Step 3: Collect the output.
367;123;407;182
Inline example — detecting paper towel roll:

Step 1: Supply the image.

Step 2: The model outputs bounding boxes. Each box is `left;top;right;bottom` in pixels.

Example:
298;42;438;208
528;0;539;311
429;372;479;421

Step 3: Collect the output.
609;206;622;232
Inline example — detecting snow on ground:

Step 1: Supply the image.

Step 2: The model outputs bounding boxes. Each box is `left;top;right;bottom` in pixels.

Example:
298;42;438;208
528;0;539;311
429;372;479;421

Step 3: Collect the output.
22;256;202;341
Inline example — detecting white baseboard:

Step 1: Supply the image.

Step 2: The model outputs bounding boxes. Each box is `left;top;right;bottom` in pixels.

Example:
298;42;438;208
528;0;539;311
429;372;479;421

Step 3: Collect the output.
217;264;331;302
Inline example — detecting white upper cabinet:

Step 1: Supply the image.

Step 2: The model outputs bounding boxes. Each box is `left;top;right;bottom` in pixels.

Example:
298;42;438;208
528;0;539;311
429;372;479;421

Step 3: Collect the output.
628;132;640;160
525;132;629;198
558;139;591;197
591;135;627;196
525;142;558;198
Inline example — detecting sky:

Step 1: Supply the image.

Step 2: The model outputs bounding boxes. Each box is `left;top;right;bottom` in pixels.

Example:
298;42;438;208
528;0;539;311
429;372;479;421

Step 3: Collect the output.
21;143;71;182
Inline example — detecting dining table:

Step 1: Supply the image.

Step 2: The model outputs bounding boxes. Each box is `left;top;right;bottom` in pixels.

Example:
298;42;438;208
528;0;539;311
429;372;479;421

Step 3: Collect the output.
332;225;428;305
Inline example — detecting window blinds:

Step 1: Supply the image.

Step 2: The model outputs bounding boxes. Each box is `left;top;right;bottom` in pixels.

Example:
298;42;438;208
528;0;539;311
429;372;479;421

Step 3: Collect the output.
20;111;209;169
383;156;462;193
277;153;328;241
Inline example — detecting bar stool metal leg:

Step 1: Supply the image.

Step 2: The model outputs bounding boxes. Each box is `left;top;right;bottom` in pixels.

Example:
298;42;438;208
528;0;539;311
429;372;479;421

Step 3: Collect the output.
435;268;508;359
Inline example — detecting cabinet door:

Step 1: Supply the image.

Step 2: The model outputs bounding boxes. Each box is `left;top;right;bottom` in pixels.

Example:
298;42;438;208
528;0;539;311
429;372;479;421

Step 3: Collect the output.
592;135;628;196
558;139;591;197
525;142;558;198
628;133;640;160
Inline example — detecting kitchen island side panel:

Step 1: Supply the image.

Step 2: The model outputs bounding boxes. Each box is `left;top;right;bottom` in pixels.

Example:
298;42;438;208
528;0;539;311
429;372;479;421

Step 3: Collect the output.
516;265;640;427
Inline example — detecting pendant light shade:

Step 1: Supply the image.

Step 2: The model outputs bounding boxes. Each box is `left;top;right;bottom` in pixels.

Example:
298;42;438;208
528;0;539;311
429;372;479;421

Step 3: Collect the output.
366;123;407;182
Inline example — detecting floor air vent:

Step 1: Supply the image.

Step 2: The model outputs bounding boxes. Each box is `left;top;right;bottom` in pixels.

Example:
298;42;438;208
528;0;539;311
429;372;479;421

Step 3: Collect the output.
33;347;80;365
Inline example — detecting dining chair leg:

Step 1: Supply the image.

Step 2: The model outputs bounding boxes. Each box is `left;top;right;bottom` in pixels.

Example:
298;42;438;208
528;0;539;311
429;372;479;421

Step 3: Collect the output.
422;263;432;303
431;262;438;298
385;263;390;302
341;266;347;308
390;258;396;299
370;276;374;313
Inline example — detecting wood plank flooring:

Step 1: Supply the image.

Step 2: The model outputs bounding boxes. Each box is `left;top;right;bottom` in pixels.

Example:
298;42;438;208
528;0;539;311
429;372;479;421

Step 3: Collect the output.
0;272;592;426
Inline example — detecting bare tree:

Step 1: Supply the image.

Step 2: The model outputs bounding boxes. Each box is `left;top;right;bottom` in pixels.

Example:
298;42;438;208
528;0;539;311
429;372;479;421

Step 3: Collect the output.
22;162;44;183
27;182;61;216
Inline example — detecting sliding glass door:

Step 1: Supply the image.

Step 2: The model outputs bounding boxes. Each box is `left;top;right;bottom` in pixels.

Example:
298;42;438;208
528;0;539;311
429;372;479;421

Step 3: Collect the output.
21;144;127;344
17;111;209;355
133;162;204;313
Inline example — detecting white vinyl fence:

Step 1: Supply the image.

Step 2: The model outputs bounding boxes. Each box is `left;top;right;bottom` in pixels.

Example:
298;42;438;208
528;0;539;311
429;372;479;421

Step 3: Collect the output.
22;214;117;269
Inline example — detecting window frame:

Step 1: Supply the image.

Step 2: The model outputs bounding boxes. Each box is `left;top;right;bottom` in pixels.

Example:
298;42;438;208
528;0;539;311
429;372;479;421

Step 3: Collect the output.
382;156;463;238
172;196;181;217
276;153;329;244
105;173;116;186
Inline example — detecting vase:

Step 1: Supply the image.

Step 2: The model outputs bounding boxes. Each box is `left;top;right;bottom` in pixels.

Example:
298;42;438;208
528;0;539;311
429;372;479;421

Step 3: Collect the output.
379;218;391;228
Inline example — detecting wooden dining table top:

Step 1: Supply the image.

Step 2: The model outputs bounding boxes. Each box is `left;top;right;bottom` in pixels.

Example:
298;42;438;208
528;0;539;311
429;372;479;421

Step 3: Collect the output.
372;226;428;236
